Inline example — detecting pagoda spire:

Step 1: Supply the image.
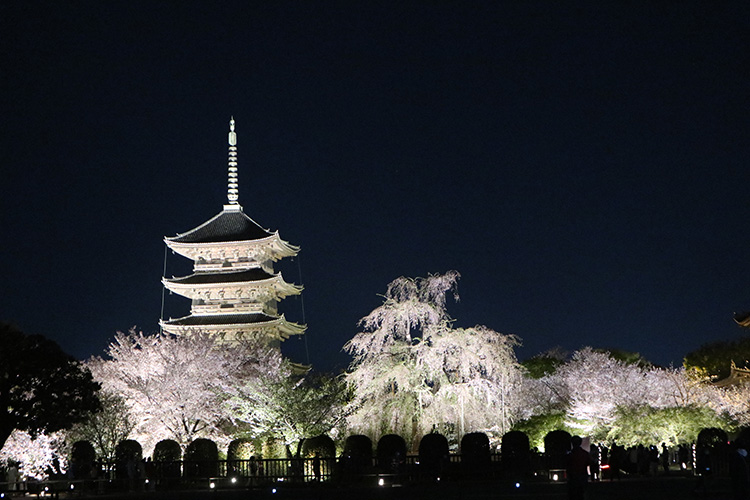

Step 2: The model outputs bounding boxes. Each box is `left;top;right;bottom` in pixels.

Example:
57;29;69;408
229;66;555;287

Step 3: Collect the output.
225;117;241;211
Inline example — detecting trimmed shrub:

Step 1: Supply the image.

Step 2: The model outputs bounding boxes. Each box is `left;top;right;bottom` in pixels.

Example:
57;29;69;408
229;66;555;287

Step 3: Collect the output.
460;432;490;470
501;431;530;474
733;427;750;449
544;430;572;471
70;440;96;479
418;433;449;477
152;440;181;480
260;436;286;459
153;440;181;462
227;439;258;461
377;434;407;474
301;435;335;481
341;435;373;476
302;435;335;458
184;439;218;478
696;427;729;475
114;440;143;480
226;438;258;476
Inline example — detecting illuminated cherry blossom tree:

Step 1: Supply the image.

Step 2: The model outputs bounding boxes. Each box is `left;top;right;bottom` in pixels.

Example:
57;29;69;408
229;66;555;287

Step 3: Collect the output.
0;430;67;480
551;348;653;435
517;347;736;443
226;366;352;457
344;272;522;448
88;329;280;454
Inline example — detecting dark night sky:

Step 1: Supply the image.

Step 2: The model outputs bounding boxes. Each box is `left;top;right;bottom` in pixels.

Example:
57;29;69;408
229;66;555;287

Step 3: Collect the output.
2;1;749;372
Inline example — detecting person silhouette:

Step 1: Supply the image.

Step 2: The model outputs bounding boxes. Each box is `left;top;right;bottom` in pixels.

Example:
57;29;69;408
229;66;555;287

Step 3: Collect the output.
566;436;592;500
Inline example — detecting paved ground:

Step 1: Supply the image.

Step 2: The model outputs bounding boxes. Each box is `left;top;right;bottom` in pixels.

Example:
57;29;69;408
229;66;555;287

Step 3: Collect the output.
7;474;740;500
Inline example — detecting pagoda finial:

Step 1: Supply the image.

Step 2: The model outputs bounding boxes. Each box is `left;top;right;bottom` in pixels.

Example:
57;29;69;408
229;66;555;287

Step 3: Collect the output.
226;116;240;210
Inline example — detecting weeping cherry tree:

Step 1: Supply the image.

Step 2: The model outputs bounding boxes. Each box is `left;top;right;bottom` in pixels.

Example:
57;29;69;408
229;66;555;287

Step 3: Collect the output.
344;271;522;448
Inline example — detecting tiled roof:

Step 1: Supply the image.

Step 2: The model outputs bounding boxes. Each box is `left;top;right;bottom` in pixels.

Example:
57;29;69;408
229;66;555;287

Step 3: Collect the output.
735;312;750;327
163;313;278;326
166;268;275;285
167;209;272;243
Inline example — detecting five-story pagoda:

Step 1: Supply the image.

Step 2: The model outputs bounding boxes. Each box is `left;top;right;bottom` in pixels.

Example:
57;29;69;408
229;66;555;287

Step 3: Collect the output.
160;118;305;345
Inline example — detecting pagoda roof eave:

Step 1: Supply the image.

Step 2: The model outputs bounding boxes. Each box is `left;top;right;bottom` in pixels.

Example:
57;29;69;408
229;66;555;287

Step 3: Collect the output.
162;271;302;296
160;313;306;340
735;312;750;327
166;209;272;244
164;231;299;257
164;268;272;284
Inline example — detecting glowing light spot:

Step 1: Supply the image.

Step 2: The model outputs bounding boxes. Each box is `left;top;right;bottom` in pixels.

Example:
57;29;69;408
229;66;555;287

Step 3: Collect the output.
378;478;385;486
515;482;521;488
552;473;559;481
209;482;216;489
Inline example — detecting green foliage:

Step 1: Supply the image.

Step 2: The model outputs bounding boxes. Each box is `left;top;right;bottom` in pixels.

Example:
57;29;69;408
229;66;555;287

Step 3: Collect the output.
684;336;750;380
301;435;335;458
67;391;135;461
0;323;101;450
227;367;353;457
606;405;735;448
227;438;258;461
260;436;287;459
522;355;565;379
511;412;574;451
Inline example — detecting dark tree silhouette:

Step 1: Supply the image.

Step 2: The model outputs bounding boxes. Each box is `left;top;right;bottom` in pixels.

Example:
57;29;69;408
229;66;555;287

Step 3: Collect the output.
0;322;101;449
684;336;750;380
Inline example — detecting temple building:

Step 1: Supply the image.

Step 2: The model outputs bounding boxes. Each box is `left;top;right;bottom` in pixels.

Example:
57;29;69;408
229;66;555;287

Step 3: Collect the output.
160;118;305;346
711;312;750;387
